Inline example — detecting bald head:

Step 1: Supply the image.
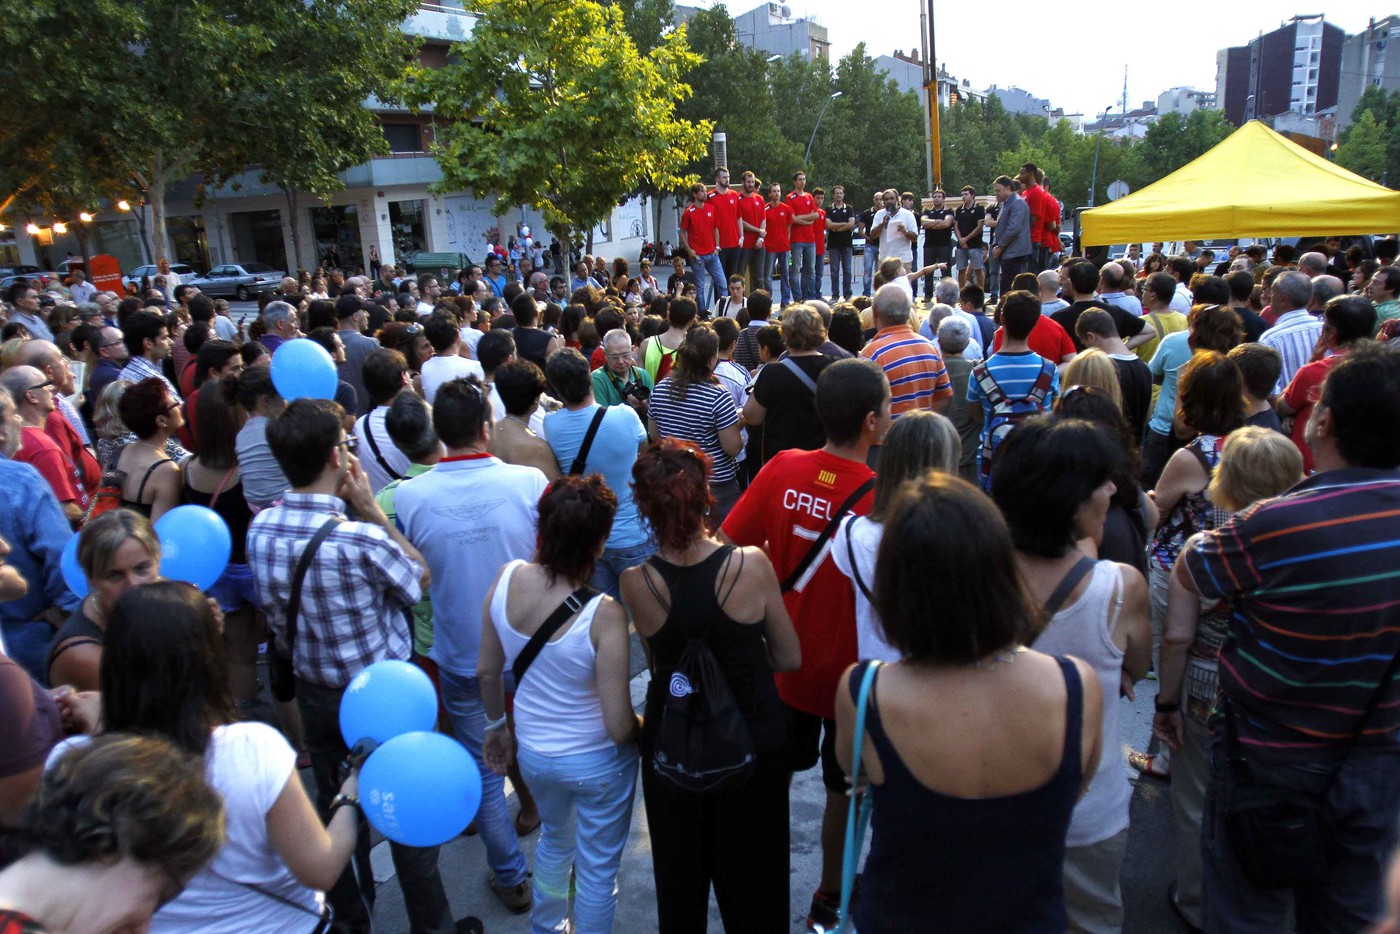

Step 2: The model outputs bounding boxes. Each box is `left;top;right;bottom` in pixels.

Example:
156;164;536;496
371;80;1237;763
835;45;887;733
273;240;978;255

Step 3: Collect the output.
16;340;74;395
1037;270;1062;301
0;365;52;416
279;276;299;294
1310;275;1345;312
1272;271;1313;313
1298;252;1329;278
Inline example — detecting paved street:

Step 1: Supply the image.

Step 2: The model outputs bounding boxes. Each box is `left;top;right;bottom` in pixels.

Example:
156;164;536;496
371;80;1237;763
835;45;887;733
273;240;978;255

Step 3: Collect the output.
359;648;1189;933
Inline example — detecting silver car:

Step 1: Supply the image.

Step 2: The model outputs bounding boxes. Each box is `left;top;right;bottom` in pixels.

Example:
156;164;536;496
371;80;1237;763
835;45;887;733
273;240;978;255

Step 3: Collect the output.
123;263;199;292
193;262;287;300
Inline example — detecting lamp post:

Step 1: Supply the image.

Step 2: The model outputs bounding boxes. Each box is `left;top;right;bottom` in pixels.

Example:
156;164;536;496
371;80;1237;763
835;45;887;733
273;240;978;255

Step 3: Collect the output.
1087;104;1114;208
804;90;842;166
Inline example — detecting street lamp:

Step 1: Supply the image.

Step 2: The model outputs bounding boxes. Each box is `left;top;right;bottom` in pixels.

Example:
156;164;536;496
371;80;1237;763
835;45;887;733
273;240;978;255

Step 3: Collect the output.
804;90;843;166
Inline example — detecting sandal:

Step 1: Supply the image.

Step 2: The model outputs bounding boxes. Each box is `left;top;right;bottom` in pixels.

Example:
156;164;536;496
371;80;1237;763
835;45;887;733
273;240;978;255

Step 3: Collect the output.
515;810;541;836
1128;750;1169;779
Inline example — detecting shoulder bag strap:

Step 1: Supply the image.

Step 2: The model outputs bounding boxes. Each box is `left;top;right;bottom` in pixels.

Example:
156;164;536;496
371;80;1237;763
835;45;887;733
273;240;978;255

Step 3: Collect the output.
208;465;237;510
843;515;874;603
284;517;343;670
360;411;403;482
569;407;608;476
838;660;881;933
1149;311;1167;340
1044;555;1097;617
781;477;875;593
778;356;818;393
512;584;600;686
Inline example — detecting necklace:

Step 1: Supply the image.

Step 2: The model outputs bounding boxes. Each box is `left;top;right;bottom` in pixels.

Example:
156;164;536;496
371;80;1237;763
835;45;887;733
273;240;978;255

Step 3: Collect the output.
134;440;168;456
505;415;534;434
967;647;1022;669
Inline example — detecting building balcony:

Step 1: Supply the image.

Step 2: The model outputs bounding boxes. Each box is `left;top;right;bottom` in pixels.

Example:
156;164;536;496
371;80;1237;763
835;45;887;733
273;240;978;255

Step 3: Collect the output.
401;3;477;42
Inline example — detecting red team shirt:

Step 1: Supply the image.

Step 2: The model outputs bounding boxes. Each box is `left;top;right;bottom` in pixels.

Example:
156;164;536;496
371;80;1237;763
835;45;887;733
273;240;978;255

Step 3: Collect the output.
739;193;767;249
786;190;818;243
764;202;794;253
722;448;874;719
706;188;742;249
992;315;1078;365
814;208;827;255
680;202;719;256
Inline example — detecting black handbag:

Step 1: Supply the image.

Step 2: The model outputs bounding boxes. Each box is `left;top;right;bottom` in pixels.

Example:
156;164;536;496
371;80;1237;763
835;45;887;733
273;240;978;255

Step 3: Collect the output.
268;518;342;702
1222;639;1400;889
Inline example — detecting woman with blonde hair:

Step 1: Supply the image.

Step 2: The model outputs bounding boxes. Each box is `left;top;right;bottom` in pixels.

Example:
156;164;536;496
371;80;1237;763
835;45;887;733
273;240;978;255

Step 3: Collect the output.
1062;348;1123;410
832;410;961;662
1152;426;1303;929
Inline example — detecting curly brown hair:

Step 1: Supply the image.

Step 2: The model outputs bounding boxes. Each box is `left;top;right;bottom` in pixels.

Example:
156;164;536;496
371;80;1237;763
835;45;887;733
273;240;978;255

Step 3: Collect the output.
535;475;618;586
1176;350;1247;437
631;438;714;553
1186;304;1243;355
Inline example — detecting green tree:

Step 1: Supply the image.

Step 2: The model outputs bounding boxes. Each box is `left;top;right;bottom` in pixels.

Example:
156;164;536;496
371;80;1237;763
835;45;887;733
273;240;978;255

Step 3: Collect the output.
0;0;419;266
1130;109;1233;187
813;44;924;205
606;0;675;53
1342;87;1400;187
1335;110;1389;184
411;0;710;242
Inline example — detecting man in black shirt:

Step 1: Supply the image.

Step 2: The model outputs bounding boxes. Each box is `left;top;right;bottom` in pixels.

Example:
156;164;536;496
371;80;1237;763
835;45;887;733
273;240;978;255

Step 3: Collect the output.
953;186;987;291
919;189;955;302
1051;260;1150;353
666;255;698;299
1225;270;1269;341
825;184;856;301
858;191;881;297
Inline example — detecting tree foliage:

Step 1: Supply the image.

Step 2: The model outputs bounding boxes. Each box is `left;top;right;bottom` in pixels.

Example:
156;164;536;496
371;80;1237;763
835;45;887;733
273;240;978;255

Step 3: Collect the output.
411;0;710;240
0;0;419;263
1339;88;1400;187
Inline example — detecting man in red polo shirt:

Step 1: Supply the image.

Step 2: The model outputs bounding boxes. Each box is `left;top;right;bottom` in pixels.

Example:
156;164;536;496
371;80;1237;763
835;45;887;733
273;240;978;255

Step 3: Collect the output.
787;171;820;302
707;167;743;283
812;187;829;302
679;181;725;315
1018;162;1054;272
763;182;794;307
722;357;889;934
992;307;1078;369
737;170;767;293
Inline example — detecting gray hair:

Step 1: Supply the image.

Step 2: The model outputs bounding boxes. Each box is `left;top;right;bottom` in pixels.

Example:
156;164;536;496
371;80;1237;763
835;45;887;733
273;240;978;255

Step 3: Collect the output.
1271;271;1313;312
937;316;971;355
262;301;296;328
1310;275;1345;309
94;380;134;441
0;365;44;403
77;302;102;319
934;278;960;306
1297;252;1329;277
927;303;956;326
602;328;632;351
1036;270;1061;295
873;283;912;325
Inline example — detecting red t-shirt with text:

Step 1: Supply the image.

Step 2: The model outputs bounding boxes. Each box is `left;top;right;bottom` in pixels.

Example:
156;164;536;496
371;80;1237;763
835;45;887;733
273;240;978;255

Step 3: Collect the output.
739;194;767;249
680;203;718;256
722;448;874;719
707;189;742;249
786;190;818;243
764;202;793;253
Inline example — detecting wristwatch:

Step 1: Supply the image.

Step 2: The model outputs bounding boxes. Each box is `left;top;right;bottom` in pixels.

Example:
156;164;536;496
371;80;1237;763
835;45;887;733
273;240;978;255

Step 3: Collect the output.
329;793;360;815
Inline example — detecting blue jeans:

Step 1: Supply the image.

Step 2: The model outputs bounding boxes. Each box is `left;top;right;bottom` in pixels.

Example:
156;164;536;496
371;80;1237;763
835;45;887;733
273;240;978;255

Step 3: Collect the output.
1202;737;1400;933
788;242;815;302
862;250;875;296
763;252;791;306
693;252;726;314
438;669;530;887
739;248;764;294
813;252;825;299
590;540;656;599
828;246;853;299
517;744;639;934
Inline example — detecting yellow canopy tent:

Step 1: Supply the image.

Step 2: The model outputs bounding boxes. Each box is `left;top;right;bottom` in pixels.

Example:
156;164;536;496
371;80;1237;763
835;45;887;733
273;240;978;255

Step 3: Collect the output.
1080;120;1400;245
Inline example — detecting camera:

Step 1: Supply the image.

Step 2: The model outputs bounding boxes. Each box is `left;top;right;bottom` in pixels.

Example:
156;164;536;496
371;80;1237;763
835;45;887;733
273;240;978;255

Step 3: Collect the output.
621;382;651;405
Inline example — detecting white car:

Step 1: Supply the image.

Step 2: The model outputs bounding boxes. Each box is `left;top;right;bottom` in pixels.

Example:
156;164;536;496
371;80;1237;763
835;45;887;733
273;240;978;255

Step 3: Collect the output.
124;263;200;292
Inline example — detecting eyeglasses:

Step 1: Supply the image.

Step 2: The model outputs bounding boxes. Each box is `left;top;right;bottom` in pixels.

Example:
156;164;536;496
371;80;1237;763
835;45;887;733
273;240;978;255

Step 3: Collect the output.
163;399;182;414
25;380;54;394
337;436;359;455
606;350;634;360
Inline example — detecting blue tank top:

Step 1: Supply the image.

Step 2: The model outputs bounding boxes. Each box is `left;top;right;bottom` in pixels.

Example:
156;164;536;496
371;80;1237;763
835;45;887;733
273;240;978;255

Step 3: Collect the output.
851;656;1084;933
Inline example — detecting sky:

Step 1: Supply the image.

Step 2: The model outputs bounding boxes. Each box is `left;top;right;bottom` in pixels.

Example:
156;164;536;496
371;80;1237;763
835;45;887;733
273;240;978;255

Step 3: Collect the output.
706;1;1382;118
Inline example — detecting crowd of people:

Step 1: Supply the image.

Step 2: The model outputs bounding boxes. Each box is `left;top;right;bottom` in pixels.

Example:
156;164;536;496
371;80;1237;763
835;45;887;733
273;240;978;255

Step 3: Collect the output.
0;169;1399;934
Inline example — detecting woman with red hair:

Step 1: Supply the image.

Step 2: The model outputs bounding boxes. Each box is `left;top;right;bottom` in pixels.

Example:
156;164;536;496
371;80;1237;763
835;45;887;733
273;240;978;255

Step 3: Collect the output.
621;438;801;932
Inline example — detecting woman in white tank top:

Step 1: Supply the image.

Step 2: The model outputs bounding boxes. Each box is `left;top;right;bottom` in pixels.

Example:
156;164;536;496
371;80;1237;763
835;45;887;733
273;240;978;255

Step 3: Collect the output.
991;417;1152;934
478;476;640;934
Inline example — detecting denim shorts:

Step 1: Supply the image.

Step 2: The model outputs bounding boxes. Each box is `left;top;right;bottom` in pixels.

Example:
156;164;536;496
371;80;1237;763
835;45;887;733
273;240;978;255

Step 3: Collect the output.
955;246;985;270
208;562;258;613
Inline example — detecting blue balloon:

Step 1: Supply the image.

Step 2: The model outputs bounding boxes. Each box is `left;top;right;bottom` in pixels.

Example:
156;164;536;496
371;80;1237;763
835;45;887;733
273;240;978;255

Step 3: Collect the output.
339;659;438;747
270;338;338;401
61;533;88;598
154;505;231;591
359;732;482;846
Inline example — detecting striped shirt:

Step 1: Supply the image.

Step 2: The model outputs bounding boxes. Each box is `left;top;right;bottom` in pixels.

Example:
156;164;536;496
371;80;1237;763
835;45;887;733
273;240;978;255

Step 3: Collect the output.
1182;468;1400;755
247;492;421;689
860;325;953;418
648;377;740;483
118;355;180;399
965;351;1060;445
1259;309;1323;395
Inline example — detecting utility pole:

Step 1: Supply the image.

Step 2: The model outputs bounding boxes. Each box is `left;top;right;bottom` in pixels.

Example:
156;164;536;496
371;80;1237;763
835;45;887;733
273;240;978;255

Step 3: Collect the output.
922;0;941;189
1121;66;1128;116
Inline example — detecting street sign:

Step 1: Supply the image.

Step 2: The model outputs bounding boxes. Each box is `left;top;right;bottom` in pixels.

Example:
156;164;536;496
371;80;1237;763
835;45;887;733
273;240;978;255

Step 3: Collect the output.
1107;180;1130;202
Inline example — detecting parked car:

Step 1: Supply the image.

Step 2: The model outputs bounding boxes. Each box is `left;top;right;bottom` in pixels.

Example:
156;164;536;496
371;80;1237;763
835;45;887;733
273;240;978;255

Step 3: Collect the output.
0;270;58;292
123;263;200;292
192;263;286;300
0;265;41;279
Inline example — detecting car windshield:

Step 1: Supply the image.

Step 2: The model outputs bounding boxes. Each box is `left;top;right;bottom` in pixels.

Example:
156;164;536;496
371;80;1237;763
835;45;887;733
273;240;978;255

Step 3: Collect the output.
242;263;276;273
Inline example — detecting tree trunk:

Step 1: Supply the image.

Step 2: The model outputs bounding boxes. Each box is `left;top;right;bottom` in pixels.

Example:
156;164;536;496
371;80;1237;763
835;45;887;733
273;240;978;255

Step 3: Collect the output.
586;226;594;255
283;186;305;273
149;153;170;269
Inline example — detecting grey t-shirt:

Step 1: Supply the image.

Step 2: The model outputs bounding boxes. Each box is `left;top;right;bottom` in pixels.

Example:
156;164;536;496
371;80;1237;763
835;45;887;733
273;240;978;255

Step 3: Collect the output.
235;416;290;509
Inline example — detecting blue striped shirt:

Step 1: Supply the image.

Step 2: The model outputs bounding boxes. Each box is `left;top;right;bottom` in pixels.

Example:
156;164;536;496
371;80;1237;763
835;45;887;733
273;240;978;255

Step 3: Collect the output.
965;350;1060;447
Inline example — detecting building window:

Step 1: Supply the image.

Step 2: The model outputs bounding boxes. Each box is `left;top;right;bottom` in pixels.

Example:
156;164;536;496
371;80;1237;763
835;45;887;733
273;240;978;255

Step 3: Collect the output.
382;123;422;153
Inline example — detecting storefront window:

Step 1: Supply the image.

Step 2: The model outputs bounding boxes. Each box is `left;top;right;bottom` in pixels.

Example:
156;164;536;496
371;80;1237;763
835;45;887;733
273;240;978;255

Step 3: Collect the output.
310;205;363;272
389;199;426;265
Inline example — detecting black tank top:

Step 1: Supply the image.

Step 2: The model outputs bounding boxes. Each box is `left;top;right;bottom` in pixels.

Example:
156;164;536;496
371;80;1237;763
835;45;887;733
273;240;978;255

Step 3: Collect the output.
46;604;104;680
641;547;785;751
182;469;253;565
851;657;1084;933
120;458;166;518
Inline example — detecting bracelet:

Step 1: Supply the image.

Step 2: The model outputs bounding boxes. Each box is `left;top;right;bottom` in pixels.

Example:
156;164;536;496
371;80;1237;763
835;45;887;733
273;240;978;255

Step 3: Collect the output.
1154;701;1180;714
484;713;509;733
329;793;360;815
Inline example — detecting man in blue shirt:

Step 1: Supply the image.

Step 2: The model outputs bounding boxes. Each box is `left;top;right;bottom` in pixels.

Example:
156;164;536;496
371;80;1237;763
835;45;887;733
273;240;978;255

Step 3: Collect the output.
0;387;79;683
482;254;509;298
544;349;652;597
